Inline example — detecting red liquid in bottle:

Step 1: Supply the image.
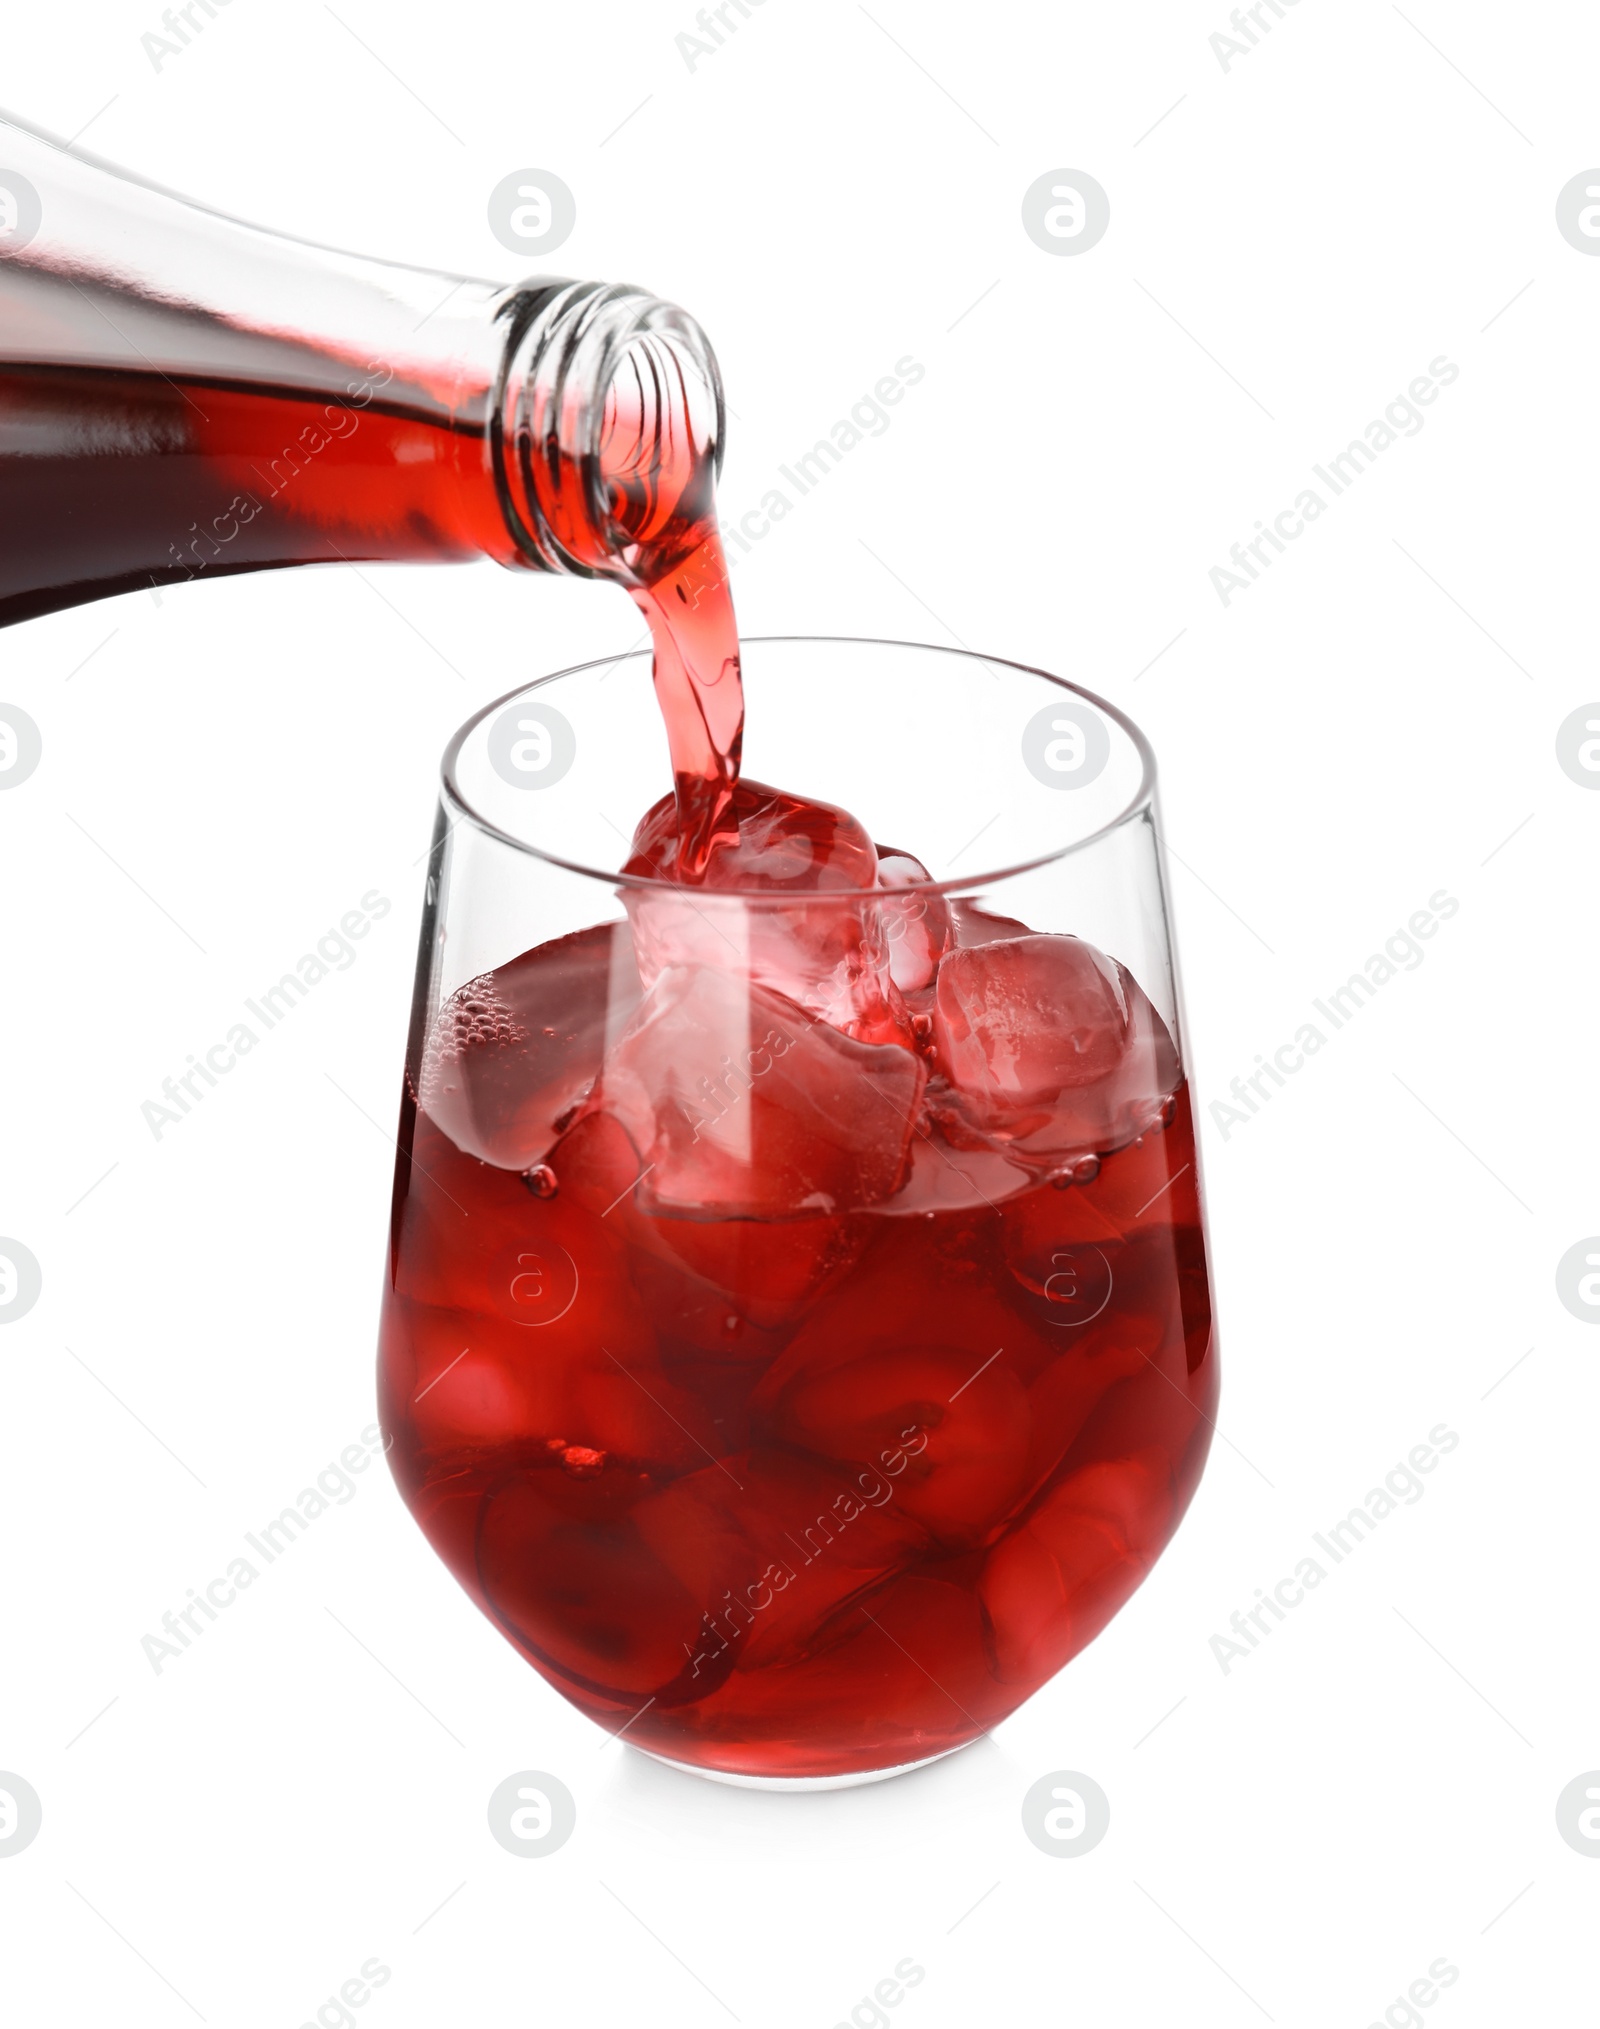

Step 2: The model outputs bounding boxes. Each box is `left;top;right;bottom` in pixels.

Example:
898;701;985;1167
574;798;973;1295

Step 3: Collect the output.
0;362;516;628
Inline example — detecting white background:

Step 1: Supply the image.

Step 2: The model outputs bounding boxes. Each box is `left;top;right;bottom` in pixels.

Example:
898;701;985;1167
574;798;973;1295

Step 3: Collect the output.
3;0;1597;2022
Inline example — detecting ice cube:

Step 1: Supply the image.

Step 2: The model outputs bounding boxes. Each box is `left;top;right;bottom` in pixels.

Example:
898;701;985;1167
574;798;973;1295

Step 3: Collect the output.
476;1473;729;1702
930;934;1179;1161
937;933;1127;1092
621;1244;802;1365
622;1210;868;1340
979;1447;1173;1683
729;1571;998;1741
624;780;910;1045
626;776;878;889
395;1312;717;1482
891;1123;1035;1215
750;1214;1080;1542
418;923;642;1170
549;1109;861;1351
874;846;953;996
754;1340;1033;1548
384;1302;561;1460
839;1573;997;1727
639;1450;925;1675
950;898;1034;946
388;1173;721;1475
590;964;927;1219
1017;1334;1150;1508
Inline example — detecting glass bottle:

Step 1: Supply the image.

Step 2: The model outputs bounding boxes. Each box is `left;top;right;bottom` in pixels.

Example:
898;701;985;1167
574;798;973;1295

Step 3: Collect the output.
0;109;723;629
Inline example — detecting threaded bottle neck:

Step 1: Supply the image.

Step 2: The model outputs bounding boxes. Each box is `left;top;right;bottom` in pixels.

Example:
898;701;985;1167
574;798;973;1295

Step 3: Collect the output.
492;279;725;584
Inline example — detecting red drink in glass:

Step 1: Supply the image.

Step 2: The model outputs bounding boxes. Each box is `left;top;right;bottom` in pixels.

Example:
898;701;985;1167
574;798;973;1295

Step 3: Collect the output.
376;689;1218;1782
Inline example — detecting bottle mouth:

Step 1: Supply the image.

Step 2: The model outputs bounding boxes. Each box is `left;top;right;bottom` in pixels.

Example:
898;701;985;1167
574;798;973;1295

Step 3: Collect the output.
492;279;726;583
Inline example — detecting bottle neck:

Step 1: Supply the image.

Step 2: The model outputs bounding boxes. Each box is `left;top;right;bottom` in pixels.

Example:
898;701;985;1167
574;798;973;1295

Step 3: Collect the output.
493;280;725;583
0;112;721;622
0;112;516;428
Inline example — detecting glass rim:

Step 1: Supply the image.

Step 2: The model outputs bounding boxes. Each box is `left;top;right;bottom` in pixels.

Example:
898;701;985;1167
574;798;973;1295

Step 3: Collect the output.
438;634;1159;898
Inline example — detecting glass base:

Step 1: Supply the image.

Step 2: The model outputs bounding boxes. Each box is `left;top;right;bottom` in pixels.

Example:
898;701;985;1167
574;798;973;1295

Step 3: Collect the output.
631;1741;971;1790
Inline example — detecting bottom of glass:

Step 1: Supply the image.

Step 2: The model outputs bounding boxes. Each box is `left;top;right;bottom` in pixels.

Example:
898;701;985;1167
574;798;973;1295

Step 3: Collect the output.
631;1741;972;1791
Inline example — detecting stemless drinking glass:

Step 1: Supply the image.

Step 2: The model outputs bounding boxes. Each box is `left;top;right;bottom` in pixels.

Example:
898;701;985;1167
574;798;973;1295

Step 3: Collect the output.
377;637;1217;1787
